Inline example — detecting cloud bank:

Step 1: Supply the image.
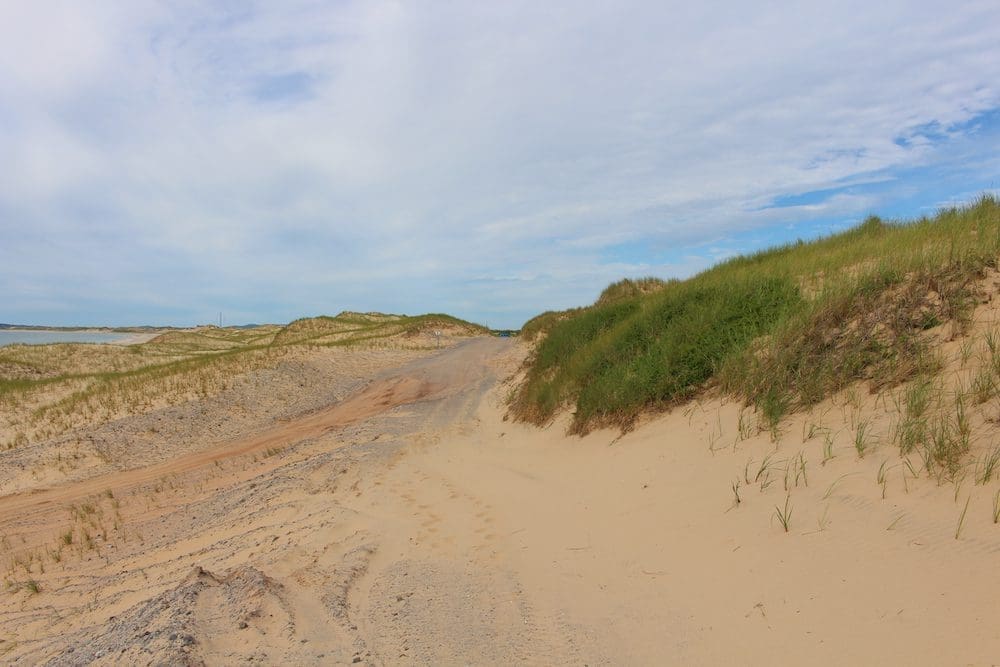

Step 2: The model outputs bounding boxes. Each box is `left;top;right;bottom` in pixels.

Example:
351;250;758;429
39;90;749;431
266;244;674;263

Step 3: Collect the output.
2;1;999;327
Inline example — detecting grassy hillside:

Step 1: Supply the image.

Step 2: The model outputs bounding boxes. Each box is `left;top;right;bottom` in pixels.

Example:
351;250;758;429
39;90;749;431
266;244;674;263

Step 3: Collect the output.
512;195;1000;438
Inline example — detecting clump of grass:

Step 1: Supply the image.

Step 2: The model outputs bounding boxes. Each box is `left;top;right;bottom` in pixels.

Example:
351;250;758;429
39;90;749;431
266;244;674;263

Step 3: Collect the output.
927;413;970;478
794;452;808;487
875;461;888;500
955;496;971;540
735;408;755;445
970;368;996;405
755;454;775;483
760;388;791;439
977;446;1000;485
854;419;874;458
821;433;835;465
959;339;975;366
894;377;935;455
774;494;793;533
986;329;1000;376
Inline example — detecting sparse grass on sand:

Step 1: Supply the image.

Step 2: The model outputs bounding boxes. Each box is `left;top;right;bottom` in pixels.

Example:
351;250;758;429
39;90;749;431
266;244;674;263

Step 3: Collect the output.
0;313;486;450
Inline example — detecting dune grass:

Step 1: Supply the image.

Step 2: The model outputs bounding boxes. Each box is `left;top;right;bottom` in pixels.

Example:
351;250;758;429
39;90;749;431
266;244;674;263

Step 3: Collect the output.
512;195;1000;435
273;312;487;347
514;274;800;431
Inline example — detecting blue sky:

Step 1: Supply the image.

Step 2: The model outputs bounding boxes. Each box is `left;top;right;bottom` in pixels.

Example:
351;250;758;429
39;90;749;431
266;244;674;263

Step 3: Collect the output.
1;1;999;329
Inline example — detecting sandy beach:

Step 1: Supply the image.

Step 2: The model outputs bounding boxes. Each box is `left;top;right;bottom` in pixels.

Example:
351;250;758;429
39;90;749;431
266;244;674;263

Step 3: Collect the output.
2;330;999;665
0;330;160;347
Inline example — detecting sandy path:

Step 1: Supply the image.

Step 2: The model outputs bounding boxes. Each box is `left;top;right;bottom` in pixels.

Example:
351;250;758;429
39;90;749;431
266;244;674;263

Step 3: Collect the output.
3;337;1000;665
382;406;1000;664
0;373;437;518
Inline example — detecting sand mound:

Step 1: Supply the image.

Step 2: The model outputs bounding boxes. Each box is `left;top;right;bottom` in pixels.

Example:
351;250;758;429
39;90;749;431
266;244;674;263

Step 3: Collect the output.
39;565;287;666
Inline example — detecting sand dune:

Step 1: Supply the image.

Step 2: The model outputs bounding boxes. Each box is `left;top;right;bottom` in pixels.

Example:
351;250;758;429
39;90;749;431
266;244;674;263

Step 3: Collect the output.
2;336;999;665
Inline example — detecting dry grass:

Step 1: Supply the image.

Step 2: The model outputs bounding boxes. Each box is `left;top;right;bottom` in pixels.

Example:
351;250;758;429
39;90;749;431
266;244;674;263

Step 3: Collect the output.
0;312;486;450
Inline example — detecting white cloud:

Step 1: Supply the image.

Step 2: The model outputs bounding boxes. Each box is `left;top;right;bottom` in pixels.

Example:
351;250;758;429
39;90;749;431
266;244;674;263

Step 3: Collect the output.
1;0;1000;327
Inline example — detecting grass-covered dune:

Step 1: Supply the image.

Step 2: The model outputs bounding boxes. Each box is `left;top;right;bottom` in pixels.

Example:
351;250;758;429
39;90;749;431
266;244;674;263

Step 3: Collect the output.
512;195;1000;435
0;311;487;449
272;312;488;347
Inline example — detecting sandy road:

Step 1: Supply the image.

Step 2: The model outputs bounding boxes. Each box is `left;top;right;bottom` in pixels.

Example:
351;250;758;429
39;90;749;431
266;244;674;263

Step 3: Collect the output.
5;334;1000;665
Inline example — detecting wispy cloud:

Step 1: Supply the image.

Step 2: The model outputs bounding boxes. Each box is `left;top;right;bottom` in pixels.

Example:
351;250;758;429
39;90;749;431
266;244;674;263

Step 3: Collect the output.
1;1;999;327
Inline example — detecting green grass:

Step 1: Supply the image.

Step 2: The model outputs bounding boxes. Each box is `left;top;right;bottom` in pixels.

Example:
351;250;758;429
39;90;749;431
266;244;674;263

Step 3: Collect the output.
774;494;793;533
513;274;800;431
512;195;1000;436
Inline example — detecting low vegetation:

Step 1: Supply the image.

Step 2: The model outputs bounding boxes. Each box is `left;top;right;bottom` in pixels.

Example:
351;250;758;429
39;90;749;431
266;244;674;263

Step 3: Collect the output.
0;312;485;449
512;195;1000;449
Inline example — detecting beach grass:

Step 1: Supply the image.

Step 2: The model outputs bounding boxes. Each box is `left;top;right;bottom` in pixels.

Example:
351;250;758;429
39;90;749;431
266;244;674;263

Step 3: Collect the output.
512;195;1000;443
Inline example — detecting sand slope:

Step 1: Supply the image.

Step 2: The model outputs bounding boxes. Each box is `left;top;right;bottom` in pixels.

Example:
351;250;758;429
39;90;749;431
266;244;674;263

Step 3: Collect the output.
2;337;999;665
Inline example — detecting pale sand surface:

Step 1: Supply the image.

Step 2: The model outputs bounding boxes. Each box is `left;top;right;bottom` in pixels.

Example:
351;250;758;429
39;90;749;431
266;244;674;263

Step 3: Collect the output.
111;333;160;345
1;337;999;664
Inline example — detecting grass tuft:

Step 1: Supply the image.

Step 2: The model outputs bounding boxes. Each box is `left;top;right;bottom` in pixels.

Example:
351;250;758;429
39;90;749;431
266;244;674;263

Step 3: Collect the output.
774;494;793;533
854;419;874;458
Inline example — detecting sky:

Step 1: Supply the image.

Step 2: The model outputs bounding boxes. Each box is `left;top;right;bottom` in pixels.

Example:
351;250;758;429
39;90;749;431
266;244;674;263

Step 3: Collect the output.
2;1;999;329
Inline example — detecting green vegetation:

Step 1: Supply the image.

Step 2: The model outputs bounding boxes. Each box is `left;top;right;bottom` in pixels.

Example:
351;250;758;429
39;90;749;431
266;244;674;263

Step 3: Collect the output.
513;195;1000;435
594;277;672;306
514;274;799;431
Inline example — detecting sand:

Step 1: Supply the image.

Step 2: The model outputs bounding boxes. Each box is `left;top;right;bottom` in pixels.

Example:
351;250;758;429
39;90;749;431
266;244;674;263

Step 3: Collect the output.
1;336;999;665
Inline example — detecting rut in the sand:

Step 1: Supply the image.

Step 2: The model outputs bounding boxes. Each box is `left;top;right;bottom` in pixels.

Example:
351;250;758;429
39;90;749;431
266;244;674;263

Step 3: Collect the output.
0;339;506;523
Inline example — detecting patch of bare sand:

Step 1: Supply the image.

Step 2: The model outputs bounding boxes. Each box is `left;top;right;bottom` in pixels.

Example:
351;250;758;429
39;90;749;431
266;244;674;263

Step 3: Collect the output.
2;337;1000;665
